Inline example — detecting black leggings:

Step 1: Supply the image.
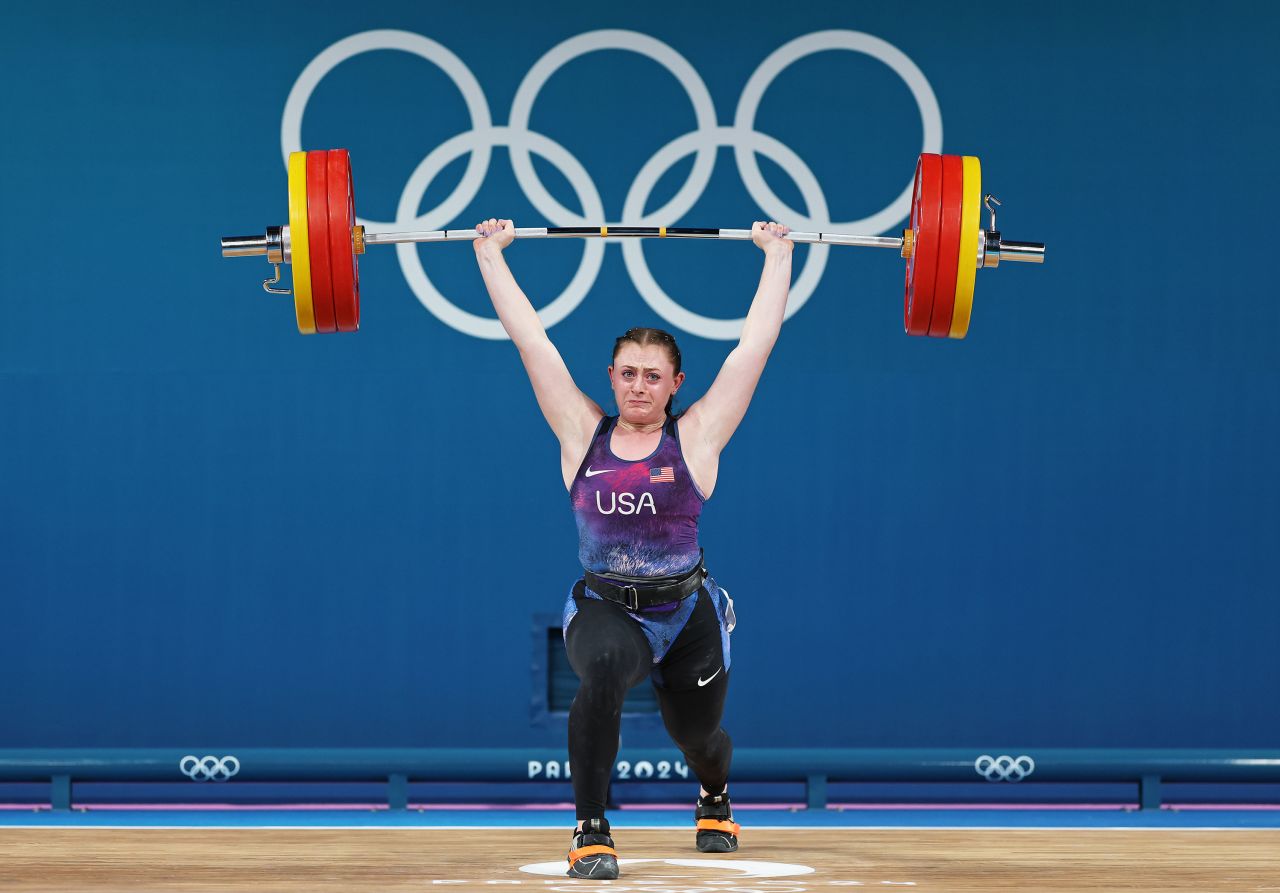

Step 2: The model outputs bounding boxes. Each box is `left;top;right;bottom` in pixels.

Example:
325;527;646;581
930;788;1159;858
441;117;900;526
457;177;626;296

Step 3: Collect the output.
564;586;732;820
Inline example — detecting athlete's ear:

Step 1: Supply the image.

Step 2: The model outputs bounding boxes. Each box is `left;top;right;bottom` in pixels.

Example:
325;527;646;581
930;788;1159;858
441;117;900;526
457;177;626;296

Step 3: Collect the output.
607;364;614;382
673;370;685;391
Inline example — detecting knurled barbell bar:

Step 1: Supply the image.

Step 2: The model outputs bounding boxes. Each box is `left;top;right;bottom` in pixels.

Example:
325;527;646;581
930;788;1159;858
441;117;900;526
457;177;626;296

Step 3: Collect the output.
221;149;1045;338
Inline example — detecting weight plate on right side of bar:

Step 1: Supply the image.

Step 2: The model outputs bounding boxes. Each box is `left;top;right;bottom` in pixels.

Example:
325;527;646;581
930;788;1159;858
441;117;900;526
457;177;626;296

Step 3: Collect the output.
929;154;965;338
287;151;317;335
903;154;942;337
326;149;360;333
949;155;983;339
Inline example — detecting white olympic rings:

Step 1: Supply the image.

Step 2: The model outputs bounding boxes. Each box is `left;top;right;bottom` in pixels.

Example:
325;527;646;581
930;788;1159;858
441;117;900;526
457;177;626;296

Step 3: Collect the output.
974;753;1036;783
282;29;942;341
179;754;241;782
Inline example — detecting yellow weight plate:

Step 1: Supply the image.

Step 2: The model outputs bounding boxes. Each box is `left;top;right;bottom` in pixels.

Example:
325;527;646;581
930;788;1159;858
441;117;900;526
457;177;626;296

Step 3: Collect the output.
287;151;317;335
949;155;982;339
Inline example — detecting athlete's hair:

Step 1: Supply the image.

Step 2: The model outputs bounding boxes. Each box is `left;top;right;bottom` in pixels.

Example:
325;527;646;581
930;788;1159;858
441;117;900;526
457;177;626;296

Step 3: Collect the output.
612;326;683;416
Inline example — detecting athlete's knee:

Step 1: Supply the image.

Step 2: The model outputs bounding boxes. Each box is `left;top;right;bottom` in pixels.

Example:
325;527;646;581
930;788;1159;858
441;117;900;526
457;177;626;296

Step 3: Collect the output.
668;723;730;759
571;656;643;715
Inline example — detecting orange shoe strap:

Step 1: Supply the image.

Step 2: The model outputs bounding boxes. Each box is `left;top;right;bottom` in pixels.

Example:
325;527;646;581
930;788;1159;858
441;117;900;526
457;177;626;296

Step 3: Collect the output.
696;818;741;835
568;844;617;865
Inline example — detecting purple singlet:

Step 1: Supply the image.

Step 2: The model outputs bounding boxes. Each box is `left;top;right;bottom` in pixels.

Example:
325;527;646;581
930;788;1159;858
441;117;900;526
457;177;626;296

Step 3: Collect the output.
569;415;704;578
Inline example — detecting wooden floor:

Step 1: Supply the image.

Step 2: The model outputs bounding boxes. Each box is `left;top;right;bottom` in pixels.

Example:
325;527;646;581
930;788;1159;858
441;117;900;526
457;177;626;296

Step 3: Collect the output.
2;827;1279;892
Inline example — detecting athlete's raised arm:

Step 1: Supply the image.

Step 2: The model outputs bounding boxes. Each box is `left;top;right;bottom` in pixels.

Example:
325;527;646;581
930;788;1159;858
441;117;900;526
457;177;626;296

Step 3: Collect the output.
474;218;603;484
681;221;793;456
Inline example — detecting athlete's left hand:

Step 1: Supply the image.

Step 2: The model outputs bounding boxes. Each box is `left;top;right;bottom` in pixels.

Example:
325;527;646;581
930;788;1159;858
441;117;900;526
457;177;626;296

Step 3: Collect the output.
752;221;792;254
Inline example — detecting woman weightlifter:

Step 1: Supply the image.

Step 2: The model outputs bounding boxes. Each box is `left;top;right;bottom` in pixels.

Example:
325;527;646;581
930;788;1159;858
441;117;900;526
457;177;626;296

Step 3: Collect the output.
473;217;793;879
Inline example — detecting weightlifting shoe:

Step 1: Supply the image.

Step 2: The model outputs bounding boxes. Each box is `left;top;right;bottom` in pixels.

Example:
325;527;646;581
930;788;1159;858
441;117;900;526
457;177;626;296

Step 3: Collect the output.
566;817;620;879
695;791;740;852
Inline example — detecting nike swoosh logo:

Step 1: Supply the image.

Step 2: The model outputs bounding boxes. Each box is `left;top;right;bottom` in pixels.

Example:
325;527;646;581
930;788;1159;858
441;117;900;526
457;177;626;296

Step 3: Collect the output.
697;668;722;687
584;467;614;477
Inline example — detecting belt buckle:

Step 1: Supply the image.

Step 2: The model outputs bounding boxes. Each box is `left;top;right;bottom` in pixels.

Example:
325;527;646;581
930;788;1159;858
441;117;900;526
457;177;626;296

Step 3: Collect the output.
622;585;640;612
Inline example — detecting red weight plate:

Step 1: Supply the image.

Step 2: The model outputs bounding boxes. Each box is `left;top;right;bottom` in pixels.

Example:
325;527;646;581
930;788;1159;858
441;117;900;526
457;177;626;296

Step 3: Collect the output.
903;153;942;336
929;155;965;337
306;152;337;334
327;149;360;333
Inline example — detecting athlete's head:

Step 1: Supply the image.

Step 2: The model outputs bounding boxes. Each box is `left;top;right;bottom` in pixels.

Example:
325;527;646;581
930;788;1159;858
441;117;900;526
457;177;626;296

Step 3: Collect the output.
609;327;685;424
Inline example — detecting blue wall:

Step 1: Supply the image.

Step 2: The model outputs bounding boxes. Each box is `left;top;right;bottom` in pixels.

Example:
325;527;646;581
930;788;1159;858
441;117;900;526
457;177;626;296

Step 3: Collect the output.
1;1;1277;750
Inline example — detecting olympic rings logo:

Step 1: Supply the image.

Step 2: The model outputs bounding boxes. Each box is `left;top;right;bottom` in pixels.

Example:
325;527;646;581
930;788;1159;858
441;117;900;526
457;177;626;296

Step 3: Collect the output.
974;753;1035;782
283;29;941;340
179;754;241;782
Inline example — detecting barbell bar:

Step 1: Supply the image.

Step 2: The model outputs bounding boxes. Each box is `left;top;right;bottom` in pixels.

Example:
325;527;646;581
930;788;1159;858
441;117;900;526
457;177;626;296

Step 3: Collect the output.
221;149;1045;338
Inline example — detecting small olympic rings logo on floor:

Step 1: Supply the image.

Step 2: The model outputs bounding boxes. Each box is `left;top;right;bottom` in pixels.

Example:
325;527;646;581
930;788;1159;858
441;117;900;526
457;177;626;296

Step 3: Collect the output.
179;754;241;782
283;28;942;340
974;753;1035;782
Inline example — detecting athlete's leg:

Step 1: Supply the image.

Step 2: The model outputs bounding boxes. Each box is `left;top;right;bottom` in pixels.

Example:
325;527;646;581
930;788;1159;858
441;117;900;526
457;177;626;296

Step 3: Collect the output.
564;590;652;822
652;590;739;852
652;591;732;795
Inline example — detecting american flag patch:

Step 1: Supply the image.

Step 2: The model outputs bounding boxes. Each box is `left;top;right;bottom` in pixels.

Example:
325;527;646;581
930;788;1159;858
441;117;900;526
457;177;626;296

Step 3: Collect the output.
650;466;675;483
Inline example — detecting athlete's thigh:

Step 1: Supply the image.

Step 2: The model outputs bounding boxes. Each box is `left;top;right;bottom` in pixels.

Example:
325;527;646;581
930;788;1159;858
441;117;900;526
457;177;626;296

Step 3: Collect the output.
565;592;652;689
652;590;726;692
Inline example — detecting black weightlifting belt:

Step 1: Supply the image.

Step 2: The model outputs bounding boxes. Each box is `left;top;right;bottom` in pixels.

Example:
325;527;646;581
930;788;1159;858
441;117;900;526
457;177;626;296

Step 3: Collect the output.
583;553;707;612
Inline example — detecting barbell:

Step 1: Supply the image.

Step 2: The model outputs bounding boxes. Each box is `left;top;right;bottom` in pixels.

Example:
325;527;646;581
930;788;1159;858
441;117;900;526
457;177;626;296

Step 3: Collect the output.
220;149;1044;338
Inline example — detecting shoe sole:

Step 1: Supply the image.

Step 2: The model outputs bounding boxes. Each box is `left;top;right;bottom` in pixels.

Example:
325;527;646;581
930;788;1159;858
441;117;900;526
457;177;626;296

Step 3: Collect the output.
697;834;739;853
566;855;620;879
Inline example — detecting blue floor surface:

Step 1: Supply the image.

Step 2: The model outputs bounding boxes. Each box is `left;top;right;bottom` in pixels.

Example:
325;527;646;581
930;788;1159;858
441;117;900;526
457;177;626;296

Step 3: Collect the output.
3;808;1279;828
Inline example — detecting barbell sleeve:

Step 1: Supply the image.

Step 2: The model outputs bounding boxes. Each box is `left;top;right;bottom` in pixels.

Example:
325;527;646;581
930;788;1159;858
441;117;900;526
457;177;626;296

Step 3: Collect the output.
990;240;1045;264
222;234;272;256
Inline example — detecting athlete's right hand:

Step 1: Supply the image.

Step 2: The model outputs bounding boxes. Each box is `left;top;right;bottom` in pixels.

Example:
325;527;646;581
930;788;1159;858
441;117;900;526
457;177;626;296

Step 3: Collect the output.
474;218;516;253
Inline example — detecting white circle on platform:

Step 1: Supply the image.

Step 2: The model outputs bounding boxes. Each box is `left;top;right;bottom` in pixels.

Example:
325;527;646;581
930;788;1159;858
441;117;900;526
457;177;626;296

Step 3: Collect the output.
519;857;815;877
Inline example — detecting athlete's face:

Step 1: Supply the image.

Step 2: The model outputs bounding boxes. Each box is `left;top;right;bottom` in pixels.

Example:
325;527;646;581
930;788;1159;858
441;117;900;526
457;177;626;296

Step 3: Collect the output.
609;343;684;425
